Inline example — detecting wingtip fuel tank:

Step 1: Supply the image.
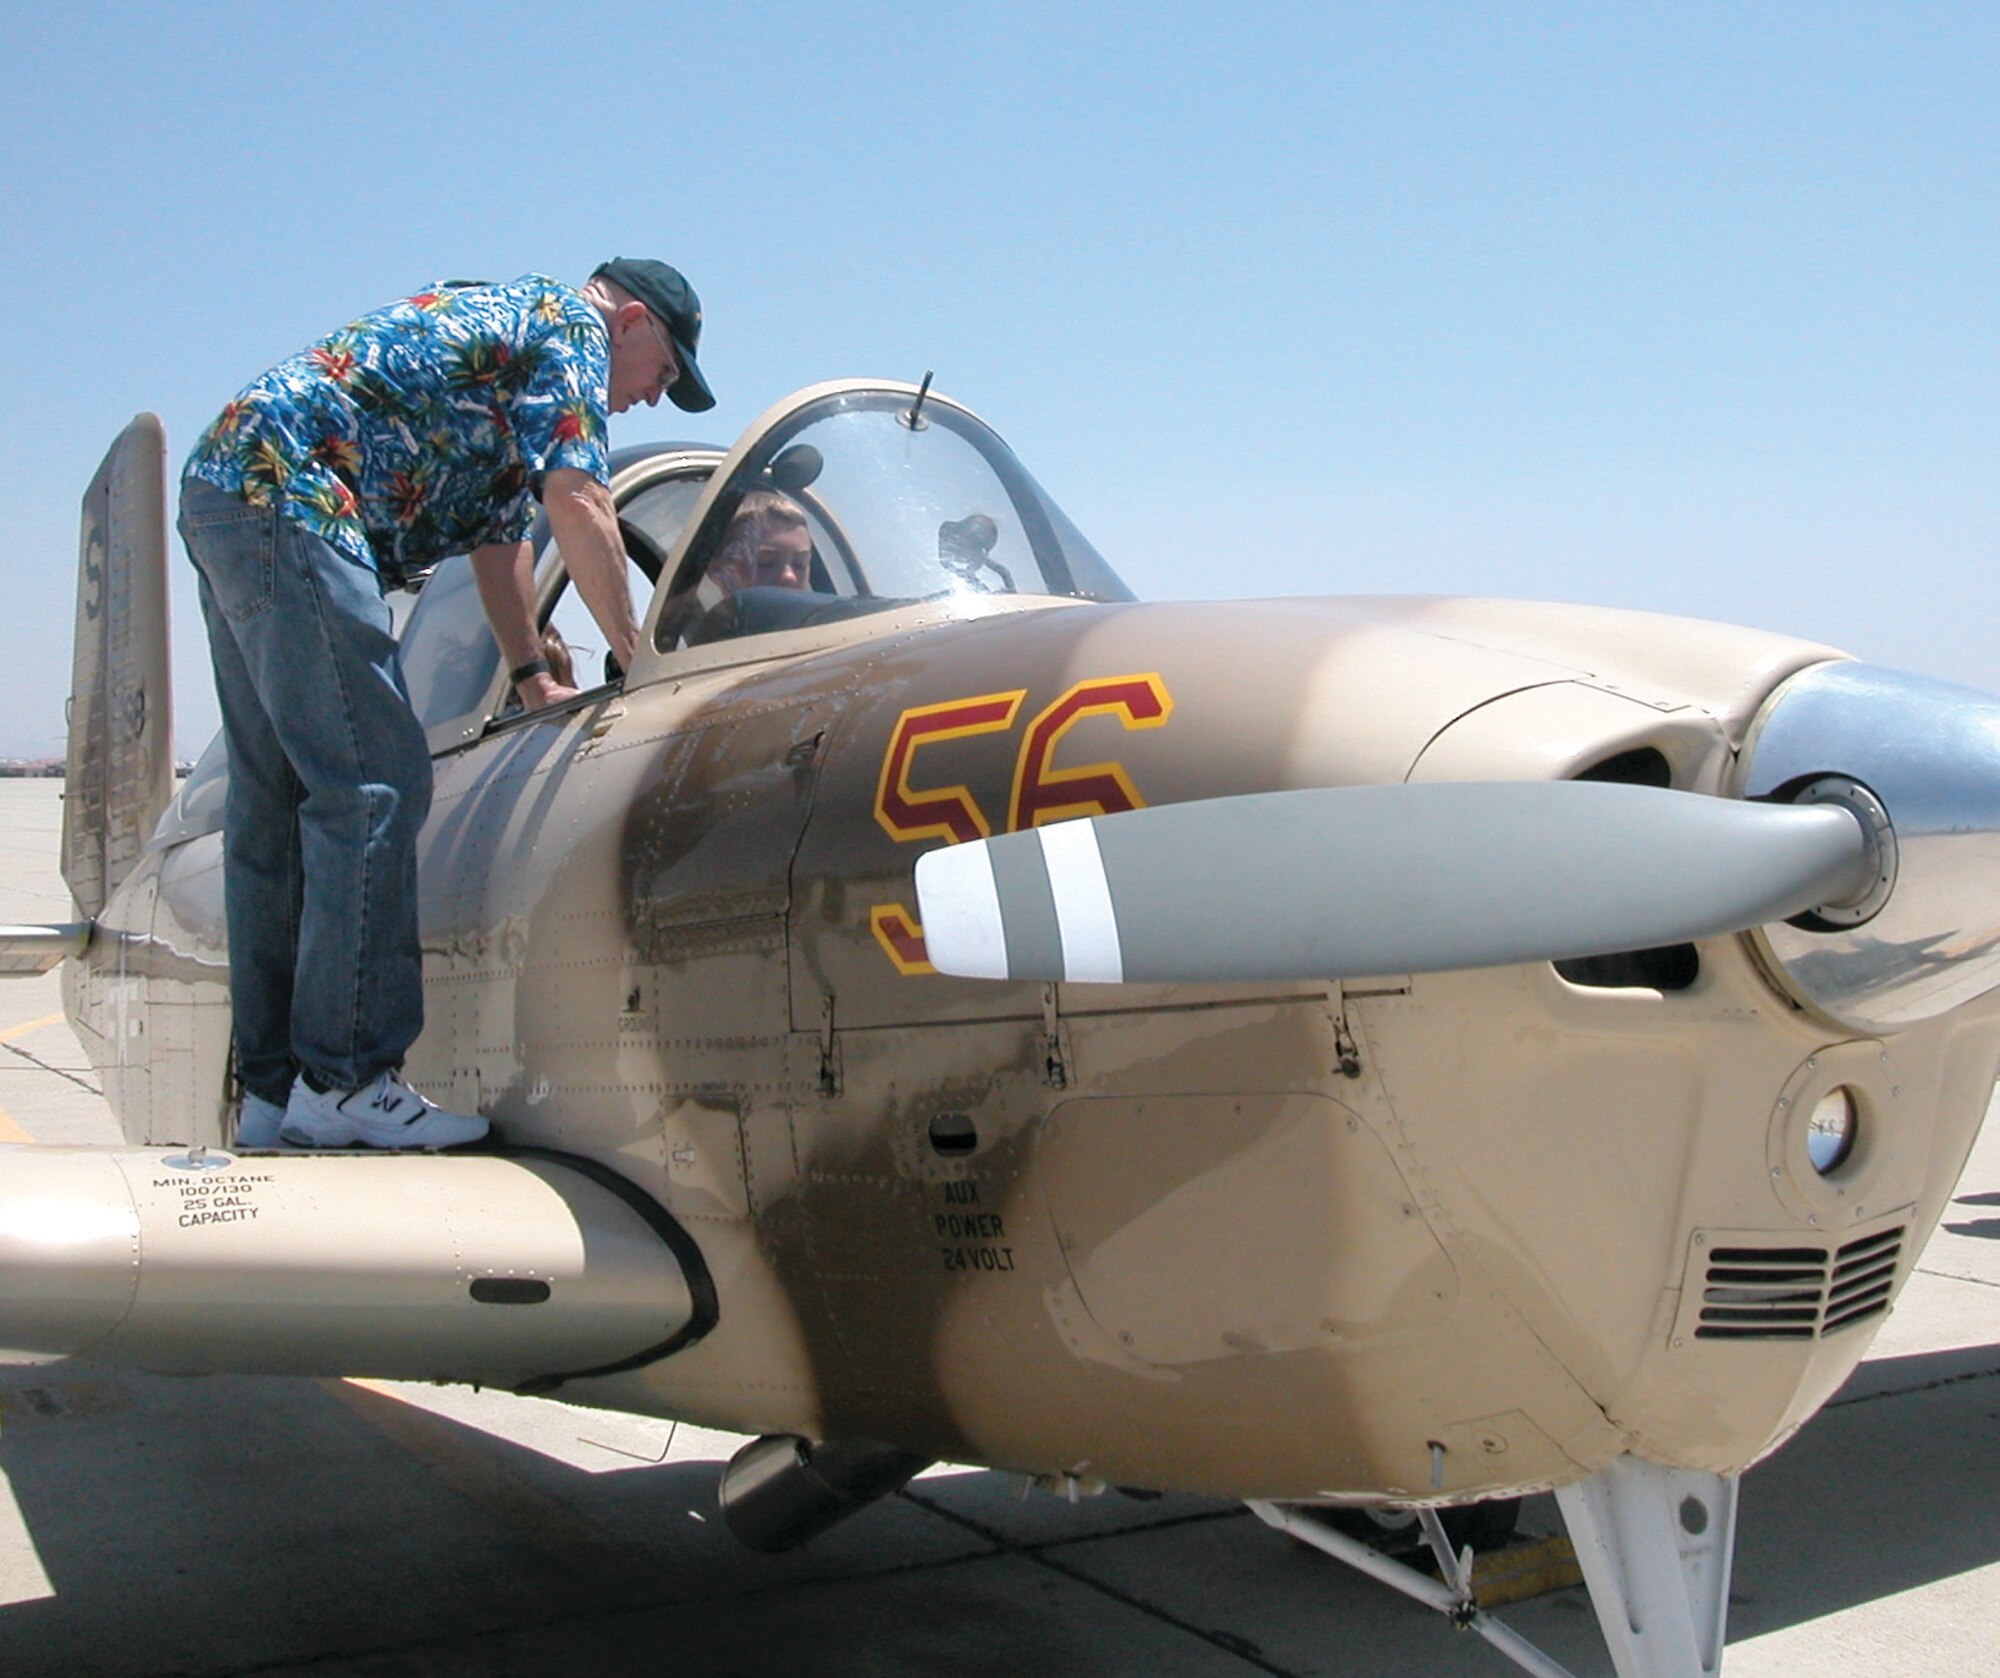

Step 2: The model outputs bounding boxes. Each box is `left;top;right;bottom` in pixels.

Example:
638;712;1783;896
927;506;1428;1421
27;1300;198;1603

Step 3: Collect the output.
0;1145;710;1387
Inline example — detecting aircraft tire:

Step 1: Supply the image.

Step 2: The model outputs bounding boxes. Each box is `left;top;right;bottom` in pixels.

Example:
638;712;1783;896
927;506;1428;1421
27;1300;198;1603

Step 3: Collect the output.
1319;1495;1522;1554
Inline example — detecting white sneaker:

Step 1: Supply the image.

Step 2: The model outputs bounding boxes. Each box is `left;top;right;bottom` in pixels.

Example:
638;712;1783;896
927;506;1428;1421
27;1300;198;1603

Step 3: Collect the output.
279;1071;490;1151
235;1091;288;1149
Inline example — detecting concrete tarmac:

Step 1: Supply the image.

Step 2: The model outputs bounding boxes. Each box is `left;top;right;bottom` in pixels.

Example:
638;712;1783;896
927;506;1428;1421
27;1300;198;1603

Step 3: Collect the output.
2;776;1996;1677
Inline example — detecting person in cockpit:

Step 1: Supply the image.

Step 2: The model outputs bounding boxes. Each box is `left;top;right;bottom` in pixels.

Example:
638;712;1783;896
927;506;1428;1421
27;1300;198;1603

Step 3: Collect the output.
653;489;816;652
710;490;813;595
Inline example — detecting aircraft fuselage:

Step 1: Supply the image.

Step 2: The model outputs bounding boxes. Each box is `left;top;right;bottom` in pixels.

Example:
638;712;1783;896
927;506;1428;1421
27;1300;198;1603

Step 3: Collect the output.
68;589;1999;1505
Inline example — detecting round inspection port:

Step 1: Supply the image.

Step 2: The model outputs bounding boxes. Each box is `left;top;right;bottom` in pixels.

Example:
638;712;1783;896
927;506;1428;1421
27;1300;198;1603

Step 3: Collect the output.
1806;1086;1859;1176
1765;1041;1888;1221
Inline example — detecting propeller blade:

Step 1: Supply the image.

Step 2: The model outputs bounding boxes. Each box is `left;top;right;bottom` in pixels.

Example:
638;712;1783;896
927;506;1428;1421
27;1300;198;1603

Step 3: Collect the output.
913;783;1874;985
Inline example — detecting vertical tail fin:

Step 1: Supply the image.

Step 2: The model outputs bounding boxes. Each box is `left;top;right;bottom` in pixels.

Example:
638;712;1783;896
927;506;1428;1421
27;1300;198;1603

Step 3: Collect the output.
62;415;173;920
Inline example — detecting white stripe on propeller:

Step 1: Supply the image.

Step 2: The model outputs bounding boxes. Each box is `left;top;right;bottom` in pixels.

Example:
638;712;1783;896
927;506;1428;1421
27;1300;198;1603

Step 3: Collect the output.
1040;818;1124;982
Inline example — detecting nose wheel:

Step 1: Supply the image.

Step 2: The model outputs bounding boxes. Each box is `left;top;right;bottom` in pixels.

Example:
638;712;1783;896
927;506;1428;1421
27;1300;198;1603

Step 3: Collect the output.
1321;1493;1522;1556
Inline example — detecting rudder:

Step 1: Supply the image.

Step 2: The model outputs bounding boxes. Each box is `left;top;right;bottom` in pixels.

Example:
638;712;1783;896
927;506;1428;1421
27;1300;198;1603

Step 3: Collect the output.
63;413;173;919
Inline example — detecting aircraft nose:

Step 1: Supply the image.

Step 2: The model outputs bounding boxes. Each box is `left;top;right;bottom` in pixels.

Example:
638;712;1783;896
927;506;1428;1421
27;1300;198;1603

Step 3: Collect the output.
1739;660;2000;1030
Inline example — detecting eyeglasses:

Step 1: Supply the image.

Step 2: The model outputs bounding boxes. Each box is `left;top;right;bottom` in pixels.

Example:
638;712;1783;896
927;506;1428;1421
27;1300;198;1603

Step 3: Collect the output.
646;314;681;388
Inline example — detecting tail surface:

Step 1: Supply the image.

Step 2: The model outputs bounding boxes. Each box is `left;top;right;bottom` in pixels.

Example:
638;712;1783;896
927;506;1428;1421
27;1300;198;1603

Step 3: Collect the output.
61;413;173;921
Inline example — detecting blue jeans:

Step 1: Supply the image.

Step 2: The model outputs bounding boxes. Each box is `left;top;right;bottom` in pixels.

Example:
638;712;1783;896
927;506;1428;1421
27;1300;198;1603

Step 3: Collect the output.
179;479;431;1102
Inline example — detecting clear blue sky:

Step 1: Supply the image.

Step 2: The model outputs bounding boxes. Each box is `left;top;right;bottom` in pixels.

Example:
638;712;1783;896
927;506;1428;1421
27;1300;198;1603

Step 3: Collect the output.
2;2;1993;759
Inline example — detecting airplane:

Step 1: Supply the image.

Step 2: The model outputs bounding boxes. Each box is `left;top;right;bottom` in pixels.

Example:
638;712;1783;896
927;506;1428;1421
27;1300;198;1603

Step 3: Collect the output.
6;376;2000;1678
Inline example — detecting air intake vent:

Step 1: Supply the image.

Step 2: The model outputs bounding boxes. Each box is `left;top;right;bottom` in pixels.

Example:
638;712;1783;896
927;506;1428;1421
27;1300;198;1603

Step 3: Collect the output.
1555;748;1695;990
1826;1227;1902;1331
1555;944;1699;991
1691;1226;1903;1341
1575;746;1673;788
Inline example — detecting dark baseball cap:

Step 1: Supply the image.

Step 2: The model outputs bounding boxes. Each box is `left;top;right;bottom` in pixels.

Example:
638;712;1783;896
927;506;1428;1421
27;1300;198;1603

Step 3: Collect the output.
592;257;714;412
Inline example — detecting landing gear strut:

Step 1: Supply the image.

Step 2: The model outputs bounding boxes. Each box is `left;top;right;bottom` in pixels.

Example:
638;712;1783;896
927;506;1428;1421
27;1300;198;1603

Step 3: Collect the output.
1250;1453;1739;1678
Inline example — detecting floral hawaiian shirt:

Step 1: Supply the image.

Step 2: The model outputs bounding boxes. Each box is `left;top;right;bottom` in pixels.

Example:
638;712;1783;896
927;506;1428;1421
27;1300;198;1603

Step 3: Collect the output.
184;275;611;581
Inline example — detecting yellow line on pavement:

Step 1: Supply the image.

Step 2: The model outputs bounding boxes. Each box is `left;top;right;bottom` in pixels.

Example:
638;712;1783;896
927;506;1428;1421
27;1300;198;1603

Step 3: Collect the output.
0;1013;69;1142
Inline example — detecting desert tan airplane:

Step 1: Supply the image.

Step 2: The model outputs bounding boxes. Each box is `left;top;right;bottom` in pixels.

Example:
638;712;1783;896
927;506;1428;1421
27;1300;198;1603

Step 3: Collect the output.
6;380;2000;1678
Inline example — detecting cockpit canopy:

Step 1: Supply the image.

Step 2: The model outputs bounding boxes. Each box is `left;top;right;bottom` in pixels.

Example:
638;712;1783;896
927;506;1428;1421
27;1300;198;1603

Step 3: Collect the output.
650;384;1132;653
407;379;1134;734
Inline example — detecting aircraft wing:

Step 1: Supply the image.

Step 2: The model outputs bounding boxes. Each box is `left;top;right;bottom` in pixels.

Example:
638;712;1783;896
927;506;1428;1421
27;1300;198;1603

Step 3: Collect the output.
0;924;90;976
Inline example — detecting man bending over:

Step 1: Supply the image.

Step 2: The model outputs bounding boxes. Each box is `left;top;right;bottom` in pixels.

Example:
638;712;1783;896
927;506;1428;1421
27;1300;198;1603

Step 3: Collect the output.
180;258;714;1150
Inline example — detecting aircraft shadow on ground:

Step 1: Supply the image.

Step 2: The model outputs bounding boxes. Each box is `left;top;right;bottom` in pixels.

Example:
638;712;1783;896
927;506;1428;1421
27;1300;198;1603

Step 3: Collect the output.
2;1353;1998;1675
0;1365;1212;1678
0;1366;787;1677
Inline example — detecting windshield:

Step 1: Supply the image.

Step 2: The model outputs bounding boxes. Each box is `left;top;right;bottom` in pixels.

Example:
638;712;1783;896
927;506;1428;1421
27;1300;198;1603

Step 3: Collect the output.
657;388;1131;651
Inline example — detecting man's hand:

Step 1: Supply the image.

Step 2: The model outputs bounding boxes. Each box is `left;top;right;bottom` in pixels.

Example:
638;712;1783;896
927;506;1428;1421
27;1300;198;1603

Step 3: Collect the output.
516;672;581;711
